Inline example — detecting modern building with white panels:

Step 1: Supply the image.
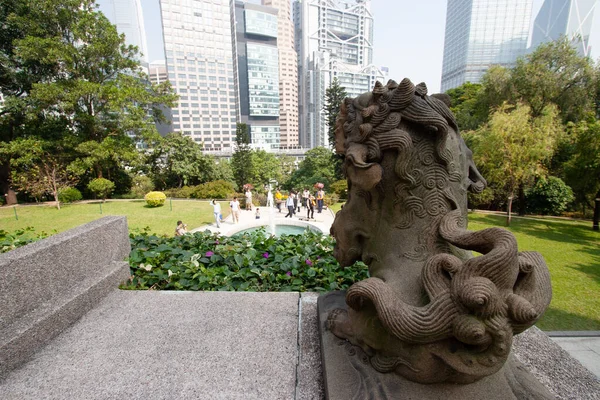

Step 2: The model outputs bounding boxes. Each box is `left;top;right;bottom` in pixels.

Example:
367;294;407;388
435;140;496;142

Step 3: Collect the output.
441;0;533;92
159;0;239;152
531;0;598;57
96;0;149;63
294;0;384;148
233;1;281;151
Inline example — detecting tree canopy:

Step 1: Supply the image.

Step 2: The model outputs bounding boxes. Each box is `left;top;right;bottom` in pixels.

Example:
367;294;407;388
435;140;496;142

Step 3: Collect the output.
0;0;176;204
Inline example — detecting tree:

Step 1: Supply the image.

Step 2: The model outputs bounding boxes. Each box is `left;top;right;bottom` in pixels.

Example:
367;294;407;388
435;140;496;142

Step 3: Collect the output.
511;37;595;122
251;150;282;187
148;133;215;189
231;123;252;190
0;0;177;203
288;147;336;190
324;78;348;181
445;82;487;131
467;103;562;225
324;78;347;148
0;138;76;209
87;178;115;202
564;119;600;230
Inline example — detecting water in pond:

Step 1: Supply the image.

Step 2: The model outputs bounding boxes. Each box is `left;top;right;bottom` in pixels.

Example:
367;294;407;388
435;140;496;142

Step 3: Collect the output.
232;225;319;237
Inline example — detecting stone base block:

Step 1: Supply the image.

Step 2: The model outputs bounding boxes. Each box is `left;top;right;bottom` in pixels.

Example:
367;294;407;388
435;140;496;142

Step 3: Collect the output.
318;291;556;400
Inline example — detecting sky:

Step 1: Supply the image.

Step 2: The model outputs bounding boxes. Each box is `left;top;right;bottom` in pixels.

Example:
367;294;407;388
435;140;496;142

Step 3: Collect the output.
140;0;575;94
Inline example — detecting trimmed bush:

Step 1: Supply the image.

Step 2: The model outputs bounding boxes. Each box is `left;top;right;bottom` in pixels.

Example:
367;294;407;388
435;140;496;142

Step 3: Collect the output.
192;180;236;199
526;176;575;216
87;178;115;201
329;180;348;198
164;186;195;199
324;193;339;206
58;187;82;203
144;191;167;207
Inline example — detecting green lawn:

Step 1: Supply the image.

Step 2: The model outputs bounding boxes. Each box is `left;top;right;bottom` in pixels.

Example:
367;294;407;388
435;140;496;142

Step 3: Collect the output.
468;212;600;331
0;200;229;237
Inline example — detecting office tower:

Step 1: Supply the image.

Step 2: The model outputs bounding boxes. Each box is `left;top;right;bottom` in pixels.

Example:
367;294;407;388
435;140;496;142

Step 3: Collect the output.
96;0;149;63
441;0;533;92
159;0;238;152
262;0;300;149
531;0;597;57
148;60;173;136
148;60;169;85
233;1;280;151
295;0;384;148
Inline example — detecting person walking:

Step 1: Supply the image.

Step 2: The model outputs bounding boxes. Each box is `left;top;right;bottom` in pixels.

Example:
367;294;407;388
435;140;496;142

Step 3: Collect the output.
307;194;315;219
275;189;283;212
284;192;295;218
293;190;300;213
316;188;325;213
245;188;253;211
302;188;310;209
230;197;241;224
211;199;221;228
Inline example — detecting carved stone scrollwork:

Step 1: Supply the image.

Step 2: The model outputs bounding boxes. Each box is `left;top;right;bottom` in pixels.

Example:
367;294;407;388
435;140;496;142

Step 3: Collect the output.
327;78;552;385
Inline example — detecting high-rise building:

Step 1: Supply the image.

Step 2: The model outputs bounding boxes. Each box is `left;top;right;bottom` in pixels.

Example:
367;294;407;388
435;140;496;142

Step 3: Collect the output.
148;60;169;85
96;0;149;64
148;60;173;137
233;1;281;151
262;0;300;149
441;0;533;92
294;0;384;148
159;0;239;152
531;0;597;57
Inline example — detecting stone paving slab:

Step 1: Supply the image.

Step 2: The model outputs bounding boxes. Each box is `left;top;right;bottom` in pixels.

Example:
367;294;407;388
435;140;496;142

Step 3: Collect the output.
0;291;301;400
550;337;600;379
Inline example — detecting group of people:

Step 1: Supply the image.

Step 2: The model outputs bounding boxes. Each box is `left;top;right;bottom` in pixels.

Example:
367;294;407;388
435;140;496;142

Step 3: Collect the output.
175;186;326;236
281;188;325;219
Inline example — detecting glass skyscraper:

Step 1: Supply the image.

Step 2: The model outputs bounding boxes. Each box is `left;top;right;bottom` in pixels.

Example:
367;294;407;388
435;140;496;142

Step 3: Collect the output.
531;0;598;57
96;0;149;63
233;1;281;151
294;0;384;148
159;0;238;152
441;0;533;92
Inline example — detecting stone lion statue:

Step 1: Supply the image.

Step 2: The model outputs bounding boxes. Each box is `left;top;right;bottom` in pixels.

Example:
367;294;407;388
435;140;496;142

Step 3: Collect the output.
327;78;552;385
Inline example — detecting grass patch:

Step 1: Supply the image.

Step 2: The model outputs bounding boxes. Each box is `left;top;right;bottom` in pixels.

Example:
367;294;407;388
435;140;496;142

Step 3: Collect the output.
468;212;600;331
0;200;229;237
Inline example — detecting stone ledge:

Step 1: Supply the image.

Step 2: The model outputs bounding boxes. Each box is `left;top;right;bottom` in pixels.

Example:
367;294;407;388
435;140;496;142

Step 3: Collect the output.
0;217;131;380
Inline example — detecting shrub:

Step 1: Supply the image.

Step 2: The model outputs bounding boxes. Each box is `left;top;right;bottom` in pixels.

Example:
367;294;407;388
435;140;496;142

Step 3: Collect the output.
57;187;82;203
164;186;195;199
329;180;348;198
124;228;369;291
192;180;236;199
87;178;115;201
1;227;53;254
526;176;575;216
324;194;339;206
131;175;154;198
144;191;167;207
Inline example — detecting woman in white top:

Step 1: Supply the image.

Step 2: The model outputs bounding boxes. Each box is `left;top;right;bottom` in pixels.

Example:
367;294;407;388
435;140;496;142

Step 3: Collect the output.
230;197;241;224
211;200;222;228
